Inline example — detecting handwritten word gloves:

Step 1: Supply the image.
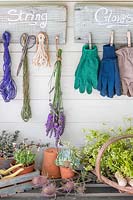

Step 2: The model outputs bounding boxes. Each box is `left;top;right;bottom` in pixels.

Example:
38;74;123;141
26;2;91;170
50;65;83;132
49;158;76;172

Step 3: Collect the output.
97;44;121;98
116;47;133;97
74;45;100;94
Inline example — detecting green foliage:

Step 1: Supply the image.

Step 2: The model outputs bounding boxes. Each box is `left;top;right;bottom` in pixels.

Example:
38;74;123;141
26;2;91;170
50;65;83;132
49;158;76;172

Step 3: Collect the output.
56;148;80;169
0;130;19;158
81;118;133;178
14;148;36;167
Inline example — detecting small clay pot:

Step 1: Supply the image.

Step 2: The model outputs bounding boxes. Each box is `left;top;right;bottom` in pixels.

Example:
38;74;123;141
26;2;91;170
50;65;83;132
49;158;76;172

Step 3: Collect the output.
0;157;14;169
60;167;75;179
42;148;61;178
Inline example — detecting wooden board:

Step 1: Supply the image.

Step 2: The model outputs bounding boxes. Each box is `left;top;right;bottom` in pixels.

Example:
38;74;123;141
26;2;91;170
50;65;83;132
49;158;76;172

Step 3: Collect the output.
0;170;40;197
0;5;67;44
14;184;133;198
74;4;133;44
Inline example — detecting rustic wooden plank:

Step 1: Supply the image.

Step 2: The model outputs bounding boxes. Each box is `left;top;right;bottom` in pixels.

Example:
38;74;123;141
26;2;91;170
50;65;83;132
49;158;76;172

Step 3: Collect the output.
0;170;39;188
14;191;133;197
74;4;133;44
0;182;36;196
0;5;67;44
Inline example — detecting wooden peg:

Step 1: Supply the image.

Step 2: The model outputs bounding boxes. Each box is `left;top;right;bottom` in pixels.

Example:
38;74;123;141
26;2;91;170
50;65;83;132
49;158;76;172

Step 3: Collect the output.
110;31;114;46
127;31;131;47
88;32;92;49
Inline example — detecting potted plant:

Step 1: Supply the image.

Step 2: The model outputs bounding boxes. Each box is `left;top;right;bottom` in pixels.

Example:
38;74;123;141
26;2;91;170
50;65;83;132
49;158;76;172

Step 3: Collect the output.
13;140;36;175
81;119;133;186
56;148;80;179
42;147;61;178
0;130;19;169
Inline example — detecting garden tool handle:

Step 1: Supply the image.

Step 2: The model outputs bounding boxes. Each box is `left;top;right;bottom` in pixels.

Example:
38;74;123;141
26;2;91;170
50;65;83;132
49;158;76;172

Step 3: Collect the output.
88;32;92;49
110;31;114;46
127;31;131;47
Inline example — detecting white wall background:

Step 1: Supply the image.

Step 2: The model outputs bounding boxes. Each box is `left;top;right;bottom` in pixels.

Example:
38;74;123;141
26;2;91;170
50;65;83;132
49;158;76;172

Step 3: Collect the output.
0;0;133;146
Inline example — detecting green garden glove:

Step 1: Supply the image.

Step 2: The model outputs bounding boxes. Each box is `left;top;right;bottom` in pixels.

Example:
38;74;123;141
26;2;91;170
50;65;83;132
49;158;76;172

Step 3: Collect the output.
74;45;100;94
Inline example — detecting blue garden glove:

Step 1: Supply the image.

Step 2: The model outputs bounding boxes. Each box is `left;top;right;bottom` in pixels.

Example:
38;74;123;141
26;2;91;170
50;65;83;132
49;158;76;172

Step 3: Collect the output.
97;44;121;98
74;45;100;94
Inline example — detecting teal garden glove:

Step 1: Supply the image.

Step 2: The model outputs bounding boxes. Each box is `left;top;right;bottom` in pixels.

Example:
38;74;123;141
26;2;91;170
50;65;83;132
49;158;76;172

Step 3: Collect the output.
74;45;100;94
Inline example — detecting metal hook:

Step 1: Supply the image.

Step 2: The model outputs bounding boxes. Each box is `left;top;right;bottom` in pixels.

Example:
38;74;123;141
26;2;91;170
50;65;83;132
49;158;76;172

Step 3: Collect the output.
110;31;114;46
55;35;59;52
88;32;92;49
127;30;131;48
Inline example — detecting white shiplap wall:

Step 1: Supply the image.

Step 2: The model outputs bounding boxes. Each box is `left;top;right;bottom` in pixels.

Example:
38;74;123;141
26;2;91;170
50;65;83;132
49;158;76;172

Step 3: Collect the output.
0;0;133;146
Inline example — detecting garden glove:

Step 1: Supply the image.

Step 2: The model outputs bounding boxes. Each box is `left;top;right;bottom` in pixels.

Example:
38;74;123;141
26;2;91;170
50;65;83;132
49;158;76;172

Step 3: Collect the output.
74;44;100;94
116;47;133;97
97;44;121;98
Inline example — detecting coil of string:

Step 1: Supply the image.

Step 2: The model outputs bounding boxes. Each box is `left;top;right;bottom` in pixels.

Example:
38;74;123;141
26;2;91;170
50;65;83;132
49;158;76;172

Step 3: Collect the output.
33;32;50;67
0;31;17;102
21;35;32;122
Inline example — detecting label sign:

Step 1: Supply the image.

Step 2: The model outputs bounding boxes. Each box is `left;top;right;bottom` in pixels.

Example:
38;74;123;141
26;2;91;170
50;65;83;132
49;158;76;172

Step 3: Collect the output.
74;4;133;43
7;9;47;28
95;7;133;28
0;5;67;43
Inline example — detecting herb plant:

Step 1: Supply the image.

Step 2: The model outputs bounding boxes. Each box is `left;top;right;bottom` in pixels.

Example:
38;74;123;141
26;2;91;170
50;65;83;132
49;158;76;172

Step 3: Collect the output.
14;148;35;167
81;119;133;179
0;130;19;158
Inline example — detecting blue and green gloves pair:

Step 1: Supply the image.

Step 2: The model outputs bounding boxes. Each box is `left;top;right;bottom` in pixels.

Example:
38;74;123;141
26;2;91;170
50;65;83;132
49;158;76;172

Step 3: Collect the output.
74;44;121;98
74;45;100;94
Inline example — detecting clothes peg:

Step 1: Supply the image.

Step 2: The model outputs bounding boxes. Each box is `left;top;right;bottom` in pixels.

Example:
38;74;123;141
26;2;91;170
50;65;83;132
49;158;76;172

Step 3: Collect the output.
88;32;92;49
110;31;114;46
127;31;131;47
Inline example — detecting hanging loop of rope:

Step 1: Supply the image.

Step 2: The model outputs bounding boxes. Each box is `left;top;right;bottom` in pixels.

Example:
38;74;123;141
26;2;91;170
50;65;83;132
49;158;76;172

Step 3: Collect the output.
0;31;17;102
21;34;32;122
33;32;50;67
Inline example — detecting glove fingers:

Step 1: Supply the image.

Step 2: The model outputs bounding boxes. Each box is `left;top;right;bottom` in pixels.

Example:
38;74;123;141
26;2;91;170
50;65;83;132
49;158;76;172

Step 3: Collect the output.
128;82;133;97
114;62;121;96
86;81;92;94
107;78;115;98
100;77;108;97
79;79;85;93
91;77;98;89
121;79;128;95
97;62;104;91
74;78;80;89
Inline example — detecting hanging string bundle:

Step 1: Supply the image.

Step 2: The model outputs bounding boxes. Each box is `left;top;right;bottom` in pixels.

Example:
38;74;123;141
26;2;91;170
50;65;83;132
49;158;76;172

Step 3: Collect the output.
0;31;17;102
20;34;32;122
45;36;65;146
21;48;31;122
33;32;50;67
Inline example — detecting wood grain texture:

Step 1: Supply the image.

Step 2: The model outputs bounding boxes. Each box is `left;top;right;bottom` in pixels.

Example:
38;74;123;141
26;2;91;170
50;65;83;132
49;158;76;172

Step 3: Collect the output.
75;4;133;43
0;5;67;44
0;171;39;188
0;99;132;123
0;121;127;146
0;171;40;197
0;1;132;147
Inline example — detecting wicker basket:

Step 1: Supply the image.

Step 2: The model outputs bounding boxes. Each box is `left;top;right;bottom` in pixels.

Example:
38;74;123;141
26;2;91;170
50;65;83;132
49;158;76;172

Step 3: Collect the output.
93;134;133;194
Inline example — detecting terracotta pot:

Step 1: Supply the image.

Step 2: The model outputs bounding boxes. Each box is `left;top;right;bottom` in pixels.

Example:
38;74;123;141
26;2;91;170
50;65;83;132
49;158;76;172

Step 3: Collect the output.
60;166;75;179
0;157;14;169
12;164;34;175
42;148;61;178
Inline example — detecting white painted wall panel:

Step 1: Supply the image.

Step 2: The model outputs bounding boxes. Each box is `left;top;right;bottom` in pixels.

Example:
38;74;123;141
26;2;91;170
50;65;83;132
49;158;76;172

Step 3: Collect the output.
0;1;132;145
